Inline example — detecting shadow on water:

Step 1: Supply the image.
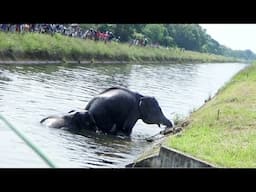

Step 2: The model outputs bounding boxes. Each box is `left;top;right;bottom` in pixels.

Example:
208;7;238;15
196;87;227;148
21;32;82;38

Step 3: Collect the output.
53;126;135;167
0;63;62;74
69;128;132;145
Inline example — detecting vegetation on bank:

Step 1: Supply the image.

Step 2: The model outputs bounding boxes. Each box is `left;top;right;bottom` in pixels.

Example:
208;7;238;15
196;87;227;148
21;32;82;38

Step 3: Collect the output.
165;62;256;167
80;24;256;61
0;32;239;63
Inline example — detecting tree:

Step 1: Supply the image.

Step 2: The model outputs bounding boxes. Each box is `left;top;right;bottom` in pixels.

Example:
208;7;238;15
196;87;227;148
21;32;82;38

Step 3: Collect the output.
113;24;135;42
142;24;165;44
97;24;115;32
77;23;256;60
162;36;176;47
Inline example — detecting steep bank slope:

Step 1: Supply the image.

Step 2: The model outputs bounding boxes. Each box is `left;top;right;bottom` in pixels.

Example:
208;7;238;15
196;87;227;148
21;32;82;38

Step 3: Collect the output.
165;62;256;167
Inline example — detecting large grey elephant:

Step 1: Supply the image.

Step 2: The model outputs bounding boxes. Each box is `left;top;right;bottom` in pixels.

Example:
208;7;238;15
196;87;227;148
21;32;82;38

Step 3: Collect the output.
40;87;173;136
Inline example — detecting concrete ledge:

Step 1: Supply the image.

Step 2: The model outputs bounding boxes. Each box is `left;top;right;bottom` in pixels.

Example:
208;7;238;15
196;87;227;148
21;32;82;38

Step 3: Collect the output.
0;60;132;65
127;146;215;168
0;60;230;65
0;60;62;65
157;146;215;168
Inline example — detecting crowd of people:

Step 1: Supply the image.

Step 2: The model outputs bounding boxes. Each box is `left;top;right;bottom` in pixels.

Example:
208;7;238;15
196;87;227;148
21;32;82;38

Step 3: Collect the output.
0;24;163;49
129;38;148;47
0;24;118;43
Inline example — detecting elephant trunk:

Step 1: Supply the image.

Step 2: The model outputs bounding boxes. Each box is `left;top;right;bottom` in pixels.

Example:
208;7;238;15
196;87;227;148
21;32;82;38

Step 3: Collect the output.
161;116;173;128
40;115;70;128
139;96;174;128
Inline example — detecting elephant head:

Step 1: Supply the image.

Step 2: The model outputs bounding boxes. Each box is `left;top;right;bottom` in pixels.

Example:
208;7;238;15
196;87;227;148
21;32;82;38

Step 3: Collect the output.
40;110;97;131
139;96;173;128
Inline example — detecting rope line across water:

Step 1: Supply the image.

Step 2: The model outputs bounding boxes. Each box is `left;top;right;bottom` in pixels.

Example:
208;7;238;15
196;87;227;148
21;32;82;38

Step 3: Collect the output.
0;114;56;168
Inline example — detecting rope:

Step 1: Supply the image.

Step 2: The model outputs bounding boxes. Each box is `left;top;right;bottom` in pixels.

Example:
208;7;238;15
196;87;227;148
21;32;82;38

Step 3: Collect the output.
145;132;162;142
144;126;183;142
0;114;56;168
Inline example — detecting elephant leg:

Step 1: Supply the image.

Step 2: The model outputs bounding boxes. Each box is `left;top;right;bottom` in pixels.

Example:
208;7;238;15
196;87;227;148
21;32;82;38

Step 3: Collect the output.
109;124;117;134
121;116;138;136
94;115;116;134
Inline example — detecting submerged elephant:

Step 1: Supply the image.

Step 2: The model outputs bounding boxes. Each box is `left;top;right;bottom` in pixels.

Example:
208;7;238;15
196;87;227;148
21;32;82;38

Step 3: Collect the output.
40;87;173;136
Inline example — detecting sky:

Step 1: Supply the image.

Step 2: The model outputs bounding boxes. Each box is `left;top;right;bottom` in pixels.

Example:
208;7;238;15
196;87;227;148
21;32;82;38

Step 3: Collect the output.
199;24;256;53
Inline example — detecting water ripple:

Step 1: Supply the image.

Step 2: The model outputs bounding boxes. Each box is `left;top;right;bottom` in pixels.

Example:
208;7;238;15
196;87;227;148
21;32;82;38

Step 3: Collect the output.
0;62;247;168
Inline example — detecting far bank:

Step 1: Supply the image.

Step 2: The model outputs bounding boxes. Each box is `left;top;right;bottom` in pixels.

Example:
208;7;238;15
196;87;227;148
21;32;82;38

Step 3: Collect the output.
0;32;241;64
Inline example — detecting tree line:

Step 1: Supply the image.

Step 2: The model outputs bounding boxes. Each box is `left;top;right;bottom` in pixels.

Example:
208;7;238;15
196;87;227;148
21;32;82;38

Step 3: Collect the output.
80;24;256;61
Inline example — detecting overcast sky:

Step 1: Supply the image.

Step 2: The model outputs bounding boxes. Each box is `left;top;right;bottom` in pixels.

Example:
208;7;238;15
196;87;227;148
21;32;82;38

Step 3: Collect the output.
200;24;256;53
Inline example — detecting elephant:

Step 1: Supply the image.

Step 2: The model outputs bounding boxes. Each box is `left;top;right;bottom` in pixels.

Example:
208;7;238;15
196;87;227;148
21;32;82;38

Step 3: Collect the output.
40;87;173;136
40;109;97;132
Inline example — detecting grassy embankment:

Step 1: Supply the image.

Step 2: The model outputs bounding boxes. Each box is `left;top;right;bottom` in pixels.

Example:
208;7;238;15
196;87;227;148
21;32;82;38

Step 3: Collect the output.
0;32;239;63
165;62;256;167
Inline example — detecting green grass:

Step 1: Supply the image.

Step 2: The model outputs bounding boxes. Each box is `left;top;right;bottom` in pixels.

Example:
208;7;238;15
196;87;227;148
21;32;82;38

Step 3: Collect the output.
165;62;256;167
0;32;239;63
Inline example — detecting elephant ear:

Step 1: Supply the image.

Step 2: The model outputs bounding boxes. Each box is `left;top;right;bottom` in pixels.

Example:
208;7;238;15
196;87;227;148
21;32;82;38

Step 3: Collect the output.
139;96;160;124
73;110;98;130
